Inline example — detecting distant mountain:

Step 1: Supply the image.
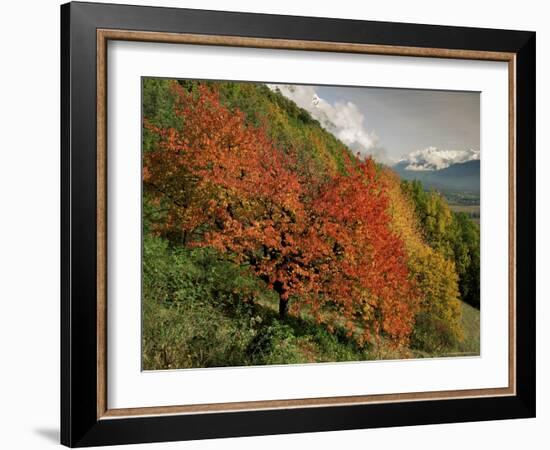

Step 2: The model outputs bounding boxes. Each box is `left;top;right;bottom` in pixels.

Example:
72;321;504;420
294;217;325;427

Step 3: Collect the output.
393;159;480;193
397;146;479;171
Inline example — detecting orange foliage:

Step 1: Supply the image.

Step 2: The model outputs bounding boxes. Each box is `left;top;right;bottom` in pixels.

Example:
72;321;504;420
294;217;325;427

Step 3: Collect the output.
144;81;417;346
382;169;463;349
311;160;418;345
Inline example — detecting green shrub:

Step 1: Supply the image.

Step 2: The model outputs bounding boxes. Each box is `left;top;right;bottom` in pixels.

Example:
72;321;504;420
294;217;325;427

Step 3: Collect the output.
142;235;380;368
142;235;270;369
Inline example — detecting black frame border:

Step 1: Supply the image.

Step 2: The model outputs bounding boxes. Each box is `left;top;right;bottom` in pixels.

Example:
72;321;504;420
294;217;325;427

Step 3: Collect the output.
61;2;536;447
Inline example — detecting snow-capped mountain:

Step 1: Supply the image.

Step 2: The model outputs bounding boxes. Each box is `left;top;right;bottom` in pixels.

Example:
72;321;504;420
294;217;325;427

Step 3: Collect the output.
394;147;480;193
396;147;480;171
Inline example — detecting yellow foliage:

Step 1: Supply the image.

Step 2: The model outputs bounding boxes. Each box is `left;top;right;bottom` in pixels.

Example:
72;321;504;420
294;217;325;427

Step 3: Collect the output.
382;169;464;351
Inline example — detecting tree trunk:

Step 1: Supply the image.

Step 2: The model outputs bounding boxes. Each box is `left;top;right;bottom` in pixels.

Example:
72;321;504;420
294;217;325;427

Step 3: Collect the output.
278;297;288;319
273;280;288;319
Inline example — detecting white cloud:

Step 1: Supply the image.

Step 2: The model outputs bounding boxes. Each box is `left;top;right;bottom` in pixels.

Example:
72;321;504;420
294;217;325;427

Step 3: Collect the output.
399;146;480;171
268;84;387;162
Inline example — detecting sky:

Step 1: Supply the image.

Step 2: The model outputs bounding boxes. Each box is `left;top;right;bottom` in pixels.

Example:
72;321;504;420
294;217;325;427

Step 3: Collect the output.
270;83;480;169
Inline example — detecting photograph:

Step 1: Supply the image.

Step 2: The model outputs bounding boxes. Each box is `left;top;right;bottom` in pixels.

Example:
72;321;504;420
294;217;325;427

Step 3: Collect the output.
141;78;481;370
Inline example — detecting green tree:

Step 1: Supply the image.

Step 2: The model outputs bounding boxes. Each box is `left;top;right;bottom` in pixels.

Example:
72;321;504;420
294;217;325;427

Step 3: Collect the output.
401;180;480;309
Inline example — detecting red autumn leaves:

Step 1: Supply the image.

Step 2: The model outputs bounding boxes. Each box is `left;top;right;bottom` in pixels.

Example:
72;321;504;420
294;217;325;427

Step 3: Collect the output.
144;82;418;346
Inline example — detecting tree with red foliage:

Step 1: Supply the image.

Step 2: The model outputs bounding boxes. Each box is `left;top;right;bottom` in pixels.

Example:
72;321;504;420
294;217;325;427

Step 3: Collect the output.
144;82;319;318
144;81;417;345
311;158;418;345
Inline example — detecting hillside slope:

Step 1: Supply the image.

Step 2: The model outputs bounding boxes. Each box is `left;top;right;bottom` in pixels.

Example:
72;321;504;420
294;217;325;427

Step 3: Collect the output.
142;78;478;369
144;78;355;181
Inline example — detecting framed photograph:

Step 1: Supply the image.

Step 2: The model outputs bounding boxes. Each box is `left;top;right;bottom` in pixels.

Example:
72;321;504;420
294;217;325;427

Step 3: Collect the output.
61;1;536;447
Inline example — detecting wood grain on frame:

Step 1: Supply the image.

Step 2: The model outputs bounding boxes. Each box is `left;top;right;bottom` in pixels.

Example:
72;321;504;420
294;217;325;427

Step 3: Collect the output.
508;56;517;394
96;29;517;420
97;29;108;419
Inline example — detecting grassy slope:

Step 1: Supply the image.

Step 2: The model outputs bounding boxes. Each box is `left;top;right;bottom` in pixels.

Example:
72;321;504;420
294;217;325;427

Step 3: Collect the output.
258;293;480;360
411;301;480;358
142;238;410;371
142;236;478;370
144;270;478;370
142;236;376;370
456;301;481;355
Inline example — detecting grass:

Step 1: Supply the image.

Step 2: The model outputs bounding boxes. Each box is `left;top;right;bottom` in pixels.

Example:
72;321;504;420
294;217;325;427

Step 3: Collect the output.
141;235;376;370
143;291;413;370
455;301;481;355
142;235;480;370
143;292;479;370
412;301;480;358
